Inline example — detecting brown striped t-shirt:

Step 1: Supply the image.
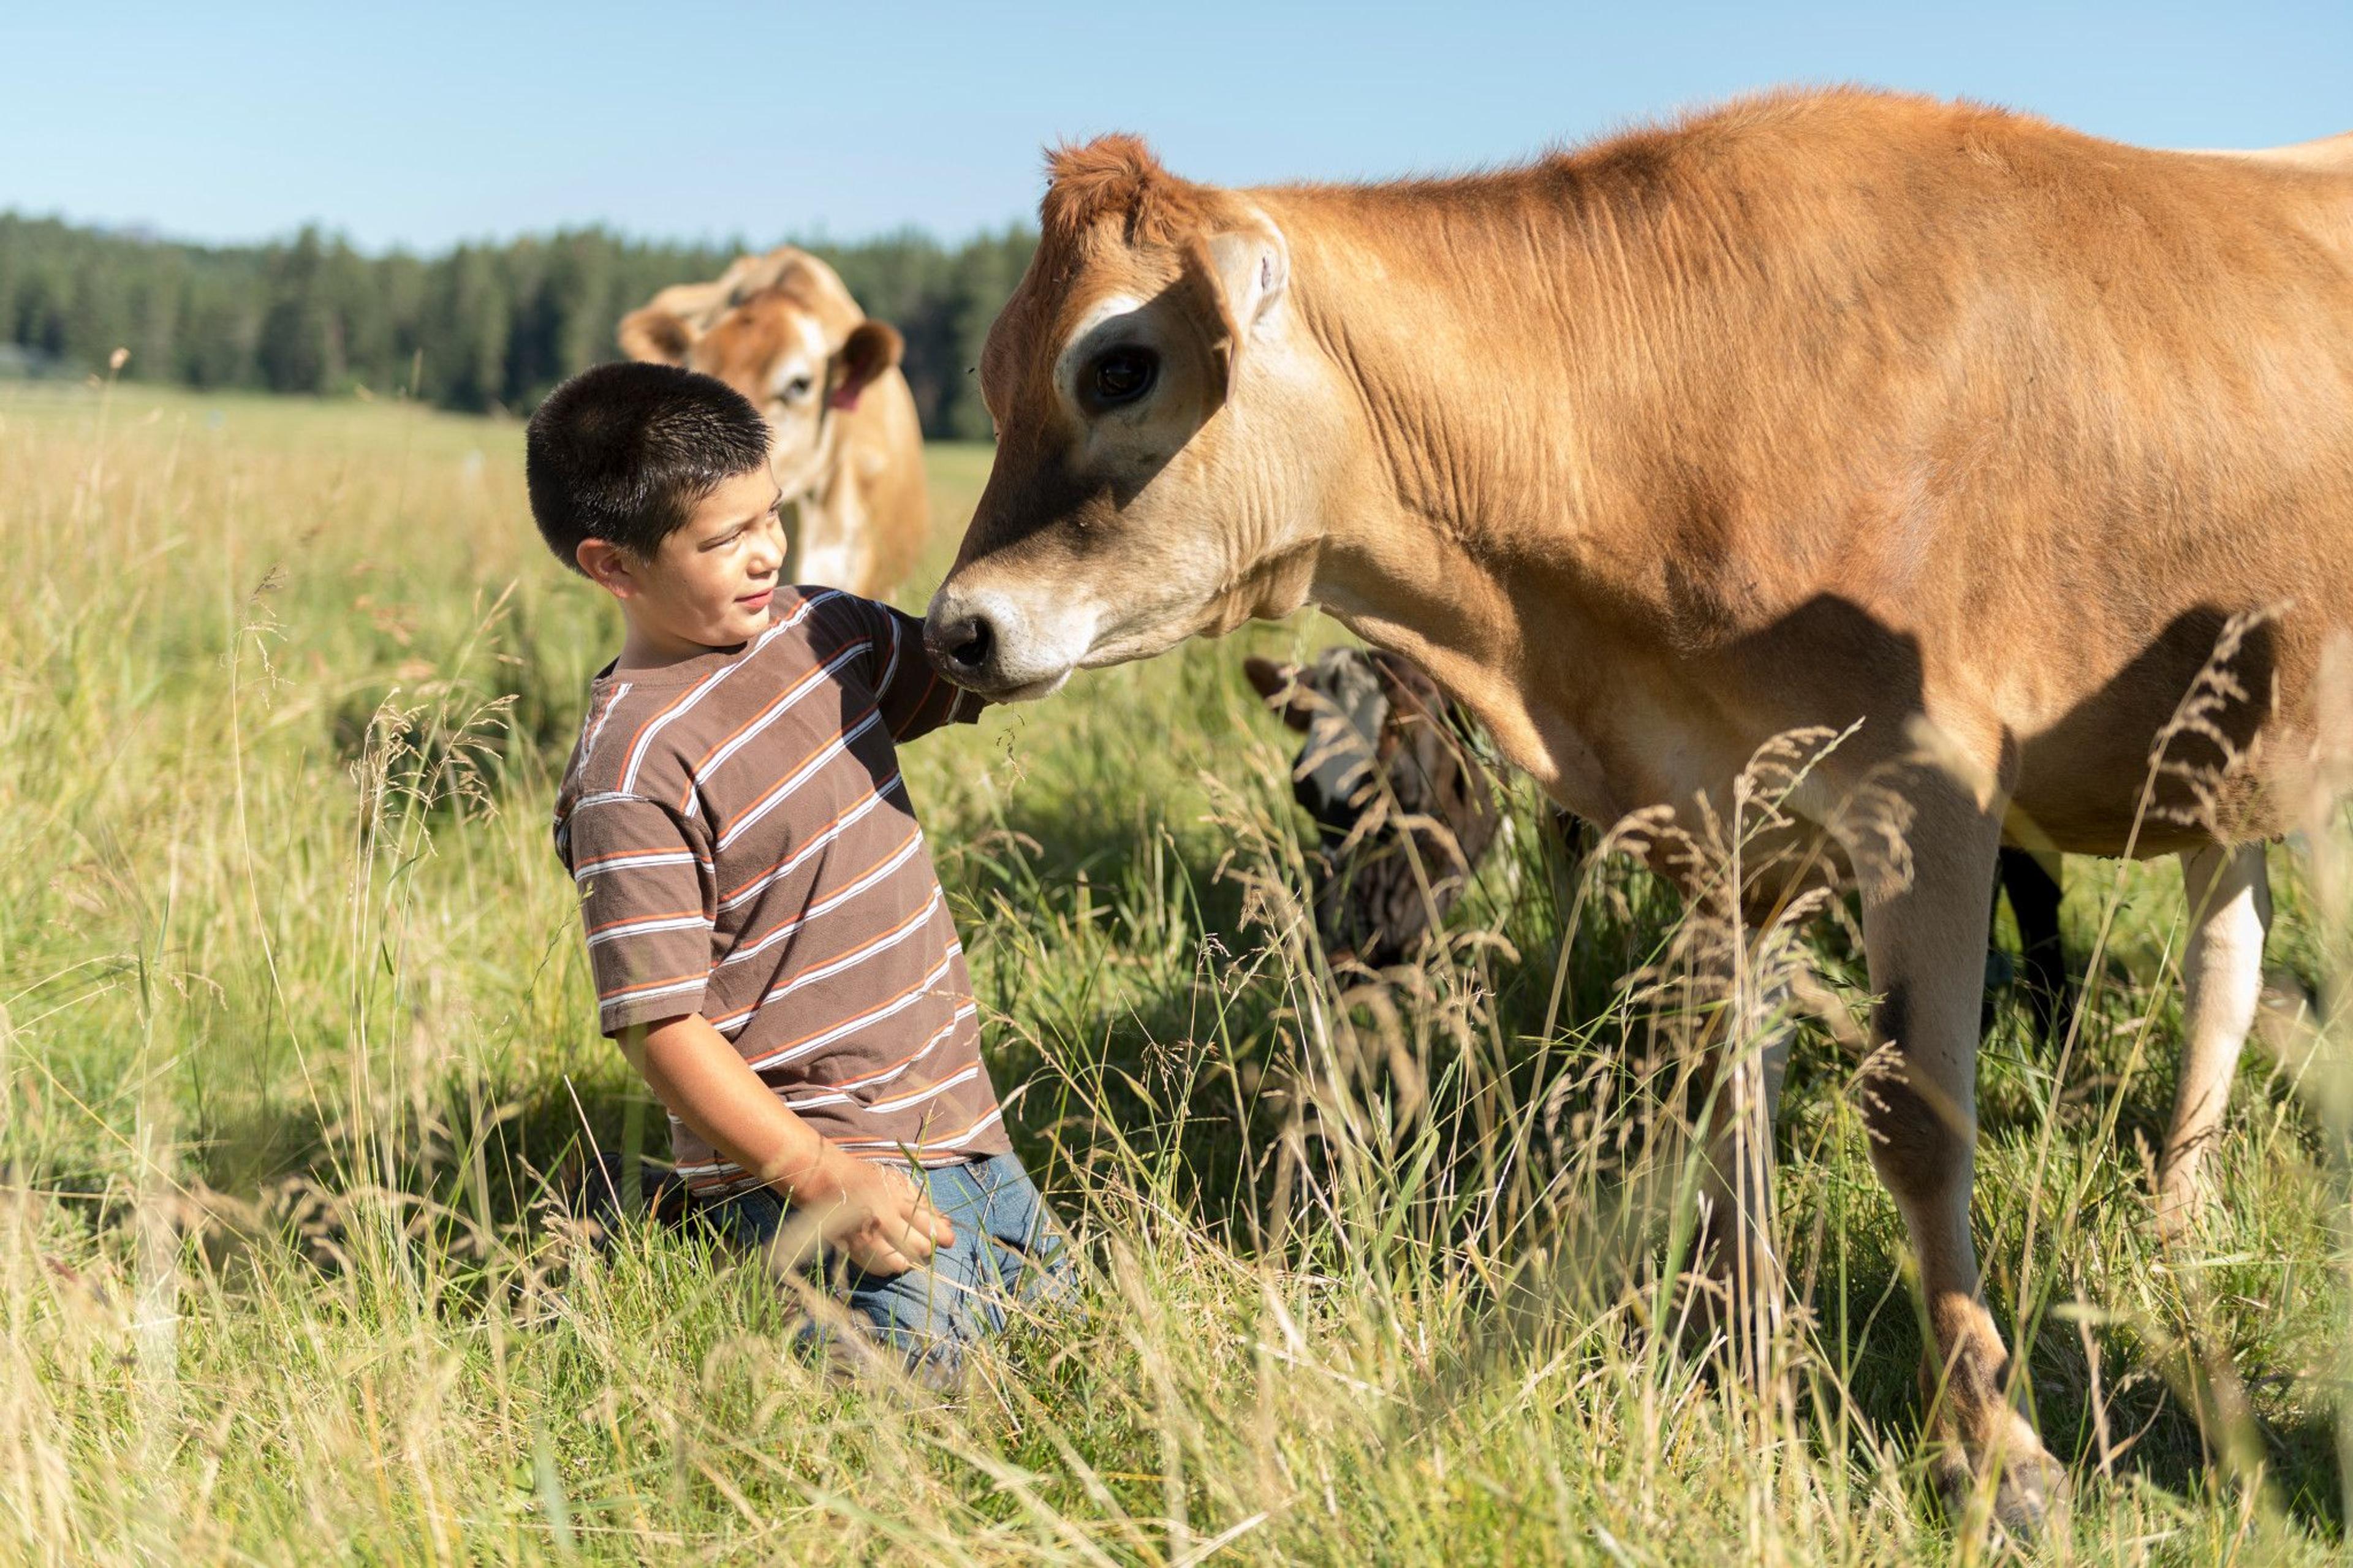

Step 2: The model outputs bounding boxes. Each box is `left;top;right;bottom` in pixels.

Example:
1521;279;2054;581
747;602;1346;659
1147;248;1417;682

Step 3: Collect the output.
553;586;1010;1197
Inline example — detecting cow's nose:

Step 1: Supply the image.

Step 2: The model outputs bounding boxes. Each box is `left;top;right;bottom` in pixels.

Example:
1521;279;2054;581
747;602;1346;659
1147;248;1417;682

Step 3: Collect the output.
926;607;996;678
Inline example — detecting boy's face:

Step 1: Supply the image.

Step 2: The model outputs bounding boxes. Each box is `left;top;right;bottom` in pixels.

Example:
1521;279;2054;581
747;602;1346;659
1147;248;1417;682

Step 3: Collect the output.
578;467;787;659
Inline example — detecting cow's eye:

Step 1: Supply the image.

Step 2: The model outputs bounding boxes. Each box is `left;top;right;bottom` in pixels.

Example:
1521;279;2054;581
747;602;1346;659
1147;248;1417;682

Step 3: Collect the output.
1087;346;1158;409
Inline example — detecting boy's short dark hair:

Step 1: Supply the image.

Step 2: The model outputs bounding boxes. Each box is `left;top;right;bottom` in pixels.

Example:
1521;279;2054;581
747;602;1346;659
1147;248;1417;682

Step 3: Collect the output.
525;362;773;570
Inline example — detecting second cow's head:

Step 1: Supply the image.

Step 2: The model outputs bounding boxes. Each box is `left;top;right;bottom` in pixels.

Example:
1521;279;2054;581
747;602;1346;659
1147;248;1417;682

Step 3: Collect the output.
1245;648;1504;970
619;246;902;499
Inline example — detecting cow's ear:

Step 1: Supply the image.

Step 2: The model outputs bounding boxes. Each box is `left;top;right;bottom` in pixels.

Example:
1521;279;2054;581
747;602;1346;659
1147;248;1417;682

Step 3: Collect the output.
618;307;696;366
1208;221;1287;335
827;321;903;411
1181;210;1288;393
1176;214;1289;403
1244;656;1314;732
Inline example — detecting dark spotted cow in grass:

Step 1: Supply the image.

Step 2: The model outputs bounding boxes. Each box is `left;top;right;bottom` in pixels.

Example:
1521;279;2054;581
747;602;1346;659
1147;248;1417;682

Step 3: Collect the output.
1244;648;1509;968
1246;648;2075;1041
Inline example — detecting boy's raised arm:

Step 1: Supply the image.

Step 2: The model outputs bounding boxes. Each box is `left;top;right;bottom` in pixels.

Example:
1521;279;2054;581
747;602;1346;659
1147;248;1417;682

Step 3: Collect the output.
835;594;987;742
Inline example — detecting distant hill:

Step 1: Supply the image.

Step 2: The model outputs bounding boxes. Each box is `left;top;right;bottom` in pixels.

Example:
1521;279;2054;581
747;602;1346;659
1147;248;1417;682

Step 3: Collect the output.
0;215;1033;439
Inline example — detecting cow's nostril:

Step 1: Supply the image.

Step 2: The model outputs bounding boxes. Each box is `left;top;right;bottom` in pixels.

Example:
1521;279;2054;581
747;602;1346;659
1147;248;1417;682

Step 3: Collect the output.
946;614;995;673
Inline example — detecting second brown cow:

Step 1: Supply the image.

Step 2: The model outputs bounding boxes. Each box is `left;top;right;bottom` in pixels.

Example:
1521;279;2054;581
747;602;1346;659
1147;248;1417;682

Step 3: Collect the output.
620;245;929;598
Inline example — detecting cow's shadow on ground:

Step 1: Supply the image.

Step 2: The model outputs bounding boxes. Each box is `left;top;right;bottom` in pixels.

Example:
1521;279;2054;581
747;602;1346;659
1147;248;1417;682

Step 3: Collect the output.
966;781;2343;1537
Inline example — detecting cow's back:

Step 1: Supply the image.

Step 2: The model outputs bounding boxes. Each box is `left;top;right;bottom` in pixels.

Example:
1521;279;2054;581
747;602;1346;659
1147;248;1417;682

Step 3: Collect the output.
1923;125;2353;848
1592;96;2353;850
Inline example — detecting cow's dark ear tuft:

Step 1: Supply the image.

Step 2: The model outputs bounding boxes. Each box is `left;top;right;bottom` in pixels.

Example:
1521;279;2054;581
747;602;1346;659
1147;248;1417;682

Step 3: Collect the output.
827;320;903;411
1243;656;1314;732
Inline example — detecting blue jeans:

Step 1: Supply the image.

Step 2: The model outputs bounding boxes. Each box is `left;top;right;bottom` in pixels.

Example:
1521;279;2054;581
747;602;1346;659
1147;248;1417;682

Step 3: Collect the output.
700;1151;1074;1382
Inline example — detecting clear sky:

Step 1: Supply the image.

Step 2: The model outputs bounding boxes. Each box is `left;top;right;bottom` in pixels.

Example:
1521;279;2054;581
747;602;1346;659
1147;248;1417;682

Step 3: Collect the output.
3;1;2346;252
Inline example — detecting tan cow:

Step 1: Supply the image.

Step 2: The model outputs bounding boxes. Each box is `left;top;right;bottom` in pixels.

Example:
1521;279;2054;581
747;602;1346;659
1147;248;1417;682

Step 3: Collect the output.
925;89;2353;1529
619;245;930;598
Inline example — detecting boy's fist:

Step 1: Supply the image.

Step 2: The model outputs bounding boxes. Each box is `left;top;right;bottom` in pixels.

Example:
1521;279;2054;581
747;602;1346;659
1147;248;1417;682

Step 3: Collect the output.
810;1157;955;1277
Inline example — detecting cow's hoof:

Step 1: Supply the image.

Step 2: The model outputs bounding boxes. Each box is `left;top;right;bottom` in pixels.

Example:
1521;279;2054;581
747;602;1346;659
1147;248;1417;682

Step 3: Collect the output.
1990;1448;2067;1541
1933;1442;2067;1542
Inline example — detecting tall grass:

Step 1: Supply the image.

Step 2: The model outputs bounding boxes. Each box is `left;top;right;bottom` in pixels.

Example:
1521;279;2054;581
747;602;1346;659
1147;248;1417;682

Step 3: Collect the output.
0;379;2343;1563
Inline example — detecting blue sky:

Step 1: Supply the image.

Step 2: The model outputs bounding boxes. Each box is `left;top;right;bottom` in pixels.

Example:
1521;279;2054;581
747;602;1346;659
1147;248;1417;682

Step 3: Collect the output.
2;1;2346;252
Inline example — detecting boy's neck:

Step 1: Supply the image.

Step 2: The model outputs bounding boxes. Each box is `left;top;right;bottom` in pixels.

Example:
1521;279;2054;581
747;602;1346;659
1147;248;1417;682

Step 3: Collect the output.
612;612;746;675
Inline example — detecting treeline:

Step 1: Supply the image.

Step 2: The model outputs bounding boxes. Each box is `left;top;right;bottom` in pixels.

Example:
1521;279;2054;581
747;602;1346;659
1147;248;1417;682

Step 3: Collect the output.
0;215;1034;439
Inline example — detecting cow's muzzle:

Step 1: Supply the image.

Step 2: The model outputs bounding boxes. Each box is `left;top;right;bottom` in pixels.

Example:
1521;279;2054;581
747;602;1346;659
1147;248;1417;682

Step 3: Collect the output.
922;583;1086;700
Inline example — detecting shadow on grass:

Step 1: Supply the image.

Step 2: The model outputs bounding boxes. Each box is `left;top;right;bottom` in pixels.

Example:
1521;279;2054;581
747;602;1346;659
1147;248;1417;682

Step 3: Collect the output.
107;778;2338;1542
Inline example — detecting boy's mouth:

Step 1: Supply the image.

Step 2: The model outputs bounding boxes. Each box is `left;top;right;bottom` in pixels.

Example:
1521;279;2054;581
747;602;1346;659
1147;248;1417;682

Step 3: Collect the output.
736;588;775;612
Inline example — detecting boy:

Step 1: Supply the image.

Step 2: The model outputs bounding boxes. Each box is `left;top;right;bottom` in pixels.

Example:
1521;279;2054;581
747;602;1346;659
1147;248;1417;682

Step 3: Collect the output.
526;360;1067;1381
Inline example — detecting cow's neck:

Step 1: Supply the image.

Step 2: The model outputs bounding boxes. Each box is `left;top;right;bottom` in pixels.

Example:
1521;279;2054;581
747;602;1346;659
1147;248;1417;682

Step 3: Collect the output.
1265;180;1730;817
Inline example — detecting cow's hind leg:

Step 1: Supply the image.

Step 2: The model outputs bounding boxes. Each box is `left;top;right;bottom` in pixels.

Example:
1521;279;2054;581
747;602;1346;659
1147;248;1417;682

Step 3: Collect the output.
1998;848;2071;1045
1857;792;2064;1533
2158;843;2269;1240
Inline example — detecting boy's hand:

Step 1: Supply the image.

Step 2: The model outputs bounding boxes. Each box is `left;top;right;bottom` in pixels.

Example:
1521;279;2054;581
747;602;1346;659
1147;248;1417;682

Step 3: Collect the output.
805;1155;955;1277
626;1013;955;1276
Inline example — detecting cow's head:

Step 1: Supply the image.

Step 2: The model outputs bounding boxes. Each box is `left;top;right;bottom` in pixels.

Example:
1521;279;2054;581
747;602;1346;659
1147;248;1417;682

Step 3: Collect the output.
1245;648;1505;969
925;137;1344;699
618;246;901;500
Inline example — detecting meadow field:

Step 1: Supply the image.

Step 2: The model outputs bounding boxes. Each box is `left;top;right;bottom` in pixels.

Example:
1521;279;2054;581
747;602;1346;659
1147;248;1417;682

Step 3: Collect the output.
0;377;2344;1565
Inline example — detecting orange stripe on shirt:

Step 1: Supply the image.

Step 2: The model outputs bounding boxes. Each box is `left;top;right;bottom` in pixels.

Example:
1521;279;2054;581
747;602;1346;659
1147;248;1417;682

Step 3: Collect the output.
711;824;922;968
717;772;902;904
730;947;956;1056
889;664;945;738
716;703;879;841
675;638;873;810
763;887;942;997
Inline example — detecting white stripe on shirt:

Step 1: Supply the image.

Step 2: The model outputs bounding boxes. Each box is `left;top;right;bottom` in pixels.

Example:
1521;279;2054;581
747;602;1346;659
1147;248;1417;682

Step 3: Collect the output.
586;912;712;949
618;593;835;794
736;947;960;1066
596;973;708;1014
574;848;703;882
716;833;927;972
715;772;904;914
696;639;869;783
835;1104;1004;1155
715;707;885;852
863;1061;982;1116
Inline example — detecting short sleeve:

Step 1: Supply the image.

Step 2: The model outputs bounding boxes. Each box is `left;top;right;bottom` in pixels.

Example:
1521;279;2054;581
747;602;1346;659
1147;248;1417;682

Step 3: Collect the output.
562;794;716;1036
826;593;985;741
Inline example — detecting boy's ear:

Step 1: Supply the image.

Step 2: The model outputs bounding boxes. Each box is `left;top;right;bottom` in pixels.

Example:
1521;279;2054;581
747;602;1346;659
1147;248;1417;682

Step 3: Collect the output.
575;538;641;597
1243;655;1314;733
826;320;903;411
617;306;698;366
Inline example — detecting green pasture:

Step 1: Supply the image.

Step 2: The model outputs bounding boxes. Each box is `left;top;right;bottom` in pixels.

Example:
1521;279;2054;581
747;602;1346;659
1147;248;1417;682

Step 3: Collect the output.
0;379;2343;1564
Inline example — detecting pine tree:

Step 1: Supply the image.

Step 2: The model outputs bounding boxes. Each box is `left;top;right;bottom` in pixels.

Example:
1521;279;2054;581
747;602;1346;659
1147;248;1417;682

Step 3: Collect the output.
0;212;1036;436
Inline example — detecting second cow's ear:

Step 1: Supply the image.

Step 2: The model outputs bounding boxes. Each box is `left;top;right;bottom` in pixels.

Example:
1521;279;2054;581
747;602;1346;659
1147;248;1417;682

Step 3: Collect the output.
827;321;904;411
1243;656;1314;733
617;306;697;366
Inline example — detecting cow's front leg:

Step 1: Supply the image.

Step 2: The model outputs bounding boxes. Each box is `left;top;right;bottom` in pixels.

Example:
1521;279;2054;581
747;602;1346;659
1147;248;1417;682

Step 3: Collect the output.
1857;790;2064;1534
